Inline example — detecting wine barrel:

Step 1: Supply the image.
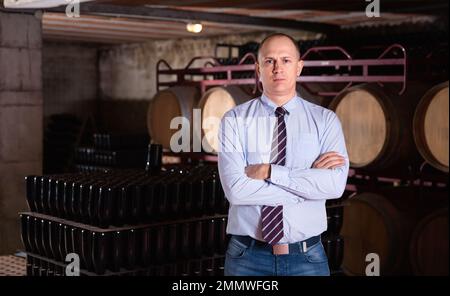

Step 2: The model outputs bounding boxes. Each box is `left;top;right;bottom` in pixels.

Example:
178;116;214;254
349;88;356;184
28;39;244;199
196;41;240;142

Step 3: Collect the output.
329;83;429;170
409;208;448;276
413;81;449;172
198;85;253;153
340;192;417;275
147;86;200;150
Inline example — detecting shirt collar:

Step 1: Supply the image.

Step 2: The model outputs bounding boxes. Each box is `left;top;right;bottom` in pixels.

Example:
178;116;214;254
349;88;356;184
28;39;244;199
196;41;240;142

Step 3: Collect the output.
260;92;301;115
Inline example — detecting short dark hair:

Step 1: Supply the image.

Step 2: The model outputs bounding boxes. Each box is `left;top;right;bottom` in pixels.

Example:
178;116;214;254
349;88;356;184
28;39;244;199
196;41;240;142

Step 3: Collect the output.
257;33;301;61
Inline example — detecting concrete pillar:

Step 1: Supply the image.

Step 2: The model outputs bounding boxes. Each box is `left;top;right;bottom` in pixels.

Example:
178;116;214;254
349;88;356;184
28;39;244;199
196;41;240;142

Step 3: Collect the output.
0;11;43;254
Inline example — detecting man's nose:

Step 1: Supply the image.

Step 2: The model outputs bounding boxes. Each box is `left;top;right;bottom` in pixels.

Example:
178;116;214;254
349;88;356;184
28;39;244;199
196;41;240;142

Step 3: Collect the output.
272;61;281;73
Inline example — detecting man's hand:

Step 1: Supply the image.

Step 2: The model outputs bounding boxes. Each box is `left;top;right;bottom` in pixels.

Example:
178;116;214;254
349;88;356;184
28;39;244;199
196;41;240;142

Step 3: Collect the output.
245;164;271;180
312;152;346;169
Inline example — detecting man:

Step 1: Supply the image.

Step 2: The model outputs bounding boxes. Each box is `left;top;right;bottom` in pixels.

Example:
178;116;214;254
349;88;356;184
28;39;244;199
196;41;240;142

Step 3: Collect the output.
217;33;349;276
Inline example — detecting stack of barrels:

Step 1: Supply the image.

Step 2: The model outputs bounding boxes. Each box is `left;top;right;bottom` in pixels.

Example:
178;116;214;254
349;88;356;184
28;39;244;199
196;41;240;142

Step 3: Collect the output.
75;133;149;173
328;81;448;173
328;81;449;275
21;164;229;276
147;85;254;155
340;187;448;276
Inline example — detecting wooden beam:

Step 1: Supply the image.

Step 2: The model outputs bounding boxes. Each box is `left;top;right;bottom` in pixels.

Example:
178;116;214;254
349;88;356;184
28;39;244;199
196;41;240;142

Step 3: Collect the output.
43;13;242;35
44;3;339;34
91;0;449;13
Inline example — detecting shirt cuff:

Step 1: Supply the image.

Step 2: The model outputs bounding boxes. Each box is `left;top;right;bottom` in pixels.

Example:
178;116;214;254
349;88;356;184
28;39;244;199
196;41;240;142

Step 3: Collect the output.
269;164;290;187
269;164;305;203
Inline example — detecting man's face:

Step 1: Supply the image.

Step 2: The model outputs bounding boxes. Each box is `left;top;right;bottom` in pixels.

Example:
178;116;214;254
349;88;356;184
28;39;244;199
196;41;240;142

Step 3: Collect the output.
256;36;303;98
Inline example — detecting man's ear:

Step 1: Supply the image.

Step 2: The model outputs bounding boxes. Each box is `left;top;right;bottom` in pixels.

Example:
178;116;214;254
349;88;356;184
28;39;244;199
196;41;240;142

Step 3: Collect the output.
255;62;260;78
297;60;304;76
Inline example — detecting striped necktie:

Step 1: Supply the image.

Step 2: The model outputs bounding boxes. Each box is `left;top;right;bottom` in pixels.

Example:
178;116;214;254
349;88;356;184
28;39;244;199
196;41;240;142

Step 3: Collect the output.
261;106;287;246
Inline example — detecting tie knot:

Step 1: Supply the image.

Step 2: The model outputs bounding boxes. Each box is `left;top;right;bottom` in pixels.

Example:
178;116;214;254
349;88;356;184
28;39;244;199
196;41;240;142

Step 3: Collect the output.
275;107;286;117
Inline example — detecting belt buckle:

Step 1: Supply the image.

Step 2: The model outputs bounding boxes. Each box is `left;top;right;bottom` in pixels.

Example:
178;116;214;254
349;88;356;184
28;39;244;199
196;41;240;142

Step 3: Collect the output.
272;244;289;255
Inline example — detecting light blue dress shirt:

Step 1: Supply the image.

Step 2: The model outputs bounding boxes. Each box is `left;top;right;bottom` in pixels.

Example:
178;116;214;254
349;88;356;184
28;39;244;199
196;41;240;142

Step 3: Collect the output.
217;93;349;243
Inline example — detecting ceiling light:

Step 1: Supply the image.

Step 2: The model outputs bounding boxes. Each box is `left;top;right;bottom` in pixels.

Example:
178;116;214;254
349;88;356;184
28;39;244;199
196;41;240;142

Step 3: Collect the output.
186;23;203;33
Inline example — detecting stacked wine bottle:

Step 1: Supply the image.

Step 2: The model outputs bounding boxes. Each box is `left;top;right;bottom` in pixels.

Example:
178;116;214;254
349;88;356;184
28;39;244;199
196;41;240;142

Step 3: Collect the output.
21;150;229;276
22;142;346;276
75;133;149;172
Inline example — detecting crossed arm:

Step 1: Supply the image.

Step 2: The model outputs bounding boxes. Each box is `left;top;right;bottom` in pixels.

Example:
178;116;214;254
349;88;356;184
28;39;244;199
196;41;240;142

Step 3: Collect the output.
217;111;349;206
245;151;346;179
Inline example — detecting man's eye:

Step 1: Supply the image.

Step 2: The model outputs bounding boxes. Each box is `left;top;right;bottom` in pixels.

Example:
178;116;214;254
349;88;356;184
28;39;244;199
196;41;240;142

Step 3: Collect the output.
265;60;273;64
283;59;291;63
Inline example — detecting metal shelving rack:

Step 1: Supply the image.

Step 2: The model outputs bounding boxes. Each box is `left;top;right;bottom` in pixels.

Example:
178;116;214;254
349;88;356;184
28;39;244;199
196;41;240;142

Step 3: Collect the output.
299;44;407;96
156;52;258;95
156;44;407;96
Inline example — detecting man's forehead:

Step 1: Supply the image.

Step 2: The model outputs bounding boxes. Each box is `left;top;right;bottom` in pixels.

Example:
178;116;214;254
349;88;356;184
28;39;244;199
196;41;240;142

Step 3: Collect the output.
261;51;297;58
259;37;299;57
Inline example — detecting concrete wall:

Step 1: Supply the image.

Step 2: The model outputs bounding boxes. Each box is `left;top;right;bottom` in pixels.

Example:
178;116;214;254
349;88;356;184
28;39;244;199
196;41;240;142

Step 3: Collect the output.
0;11;42;254
98;31;319;133
43;42;98;123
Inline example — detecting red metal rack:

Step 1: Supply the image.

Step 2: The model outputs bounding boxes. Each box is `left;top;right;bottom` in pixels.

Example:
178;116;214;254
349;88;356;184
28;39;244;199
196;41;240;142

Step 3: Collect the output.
300;44;407;96
156;53;258;94
156;44;407;96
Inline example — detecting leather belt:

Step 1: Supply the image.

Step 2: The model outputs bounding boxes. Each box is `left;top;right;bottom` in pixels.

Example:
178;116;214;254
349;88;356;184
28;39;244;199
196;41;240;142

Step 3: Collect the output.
232;234;321;255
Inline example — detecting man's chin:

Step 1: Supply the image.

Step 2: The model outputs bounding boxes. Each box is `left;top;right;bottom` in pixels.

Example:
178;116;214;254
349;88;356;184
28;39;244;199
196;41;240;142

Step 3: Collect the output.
265;91;295;100
267;85;290;93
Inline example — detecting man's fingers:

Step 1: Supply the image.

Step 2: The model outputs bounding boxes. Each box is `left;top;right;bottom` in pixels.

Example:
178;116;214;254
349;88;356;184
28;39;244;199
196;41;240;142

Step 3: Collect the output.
314;157;345;169
325;160;346;169
320;159;345;169
316;158;345;169
314;152;342;165
315;154;344;167
314;152;331;164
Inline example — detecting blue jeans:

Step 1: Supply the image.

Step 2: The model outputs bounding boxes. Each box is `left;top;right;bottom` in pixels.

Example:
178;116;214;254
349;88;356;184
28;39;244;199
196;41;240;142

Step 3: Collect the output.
224;235;330;276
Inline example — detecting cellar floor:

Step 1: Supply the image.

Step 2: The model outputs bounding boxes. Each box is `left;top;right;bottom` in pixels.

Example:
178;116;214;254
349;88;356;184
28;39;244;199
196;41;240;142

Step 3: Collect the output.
0;255;26;276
